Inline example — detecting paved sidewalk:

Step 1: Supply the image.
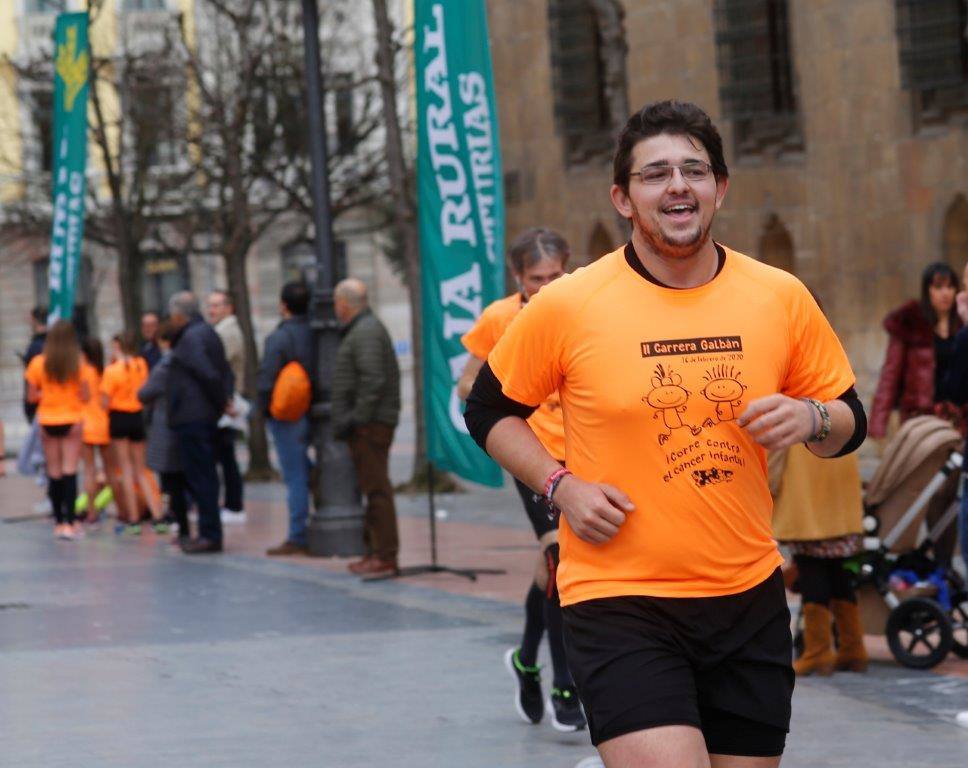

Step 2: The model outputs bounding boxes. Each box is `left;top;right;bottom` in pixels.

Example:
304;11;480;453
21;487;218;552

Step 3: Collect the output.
1;472;967;767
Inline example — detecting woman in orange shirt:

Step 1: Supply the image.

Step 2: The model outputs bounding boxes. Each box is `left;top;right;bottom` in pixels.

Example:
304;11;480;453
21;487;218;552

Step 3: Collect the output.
457;228;585;732
101;331;165;534
23;320;88;539
79;337;116;525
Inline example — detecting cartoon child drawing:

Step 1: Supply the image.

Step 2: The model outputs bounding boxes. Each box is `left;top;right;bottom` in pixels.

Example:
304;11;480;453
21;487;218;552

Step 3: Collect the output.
643;364;703;445
701;365;747;427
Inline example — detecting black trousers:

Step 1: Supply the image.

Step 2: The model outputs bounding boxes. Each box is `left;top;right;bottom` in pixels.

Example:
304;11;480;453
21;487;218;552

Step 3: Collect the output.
174;422;222;544
161;471;190;536
217;428;244;512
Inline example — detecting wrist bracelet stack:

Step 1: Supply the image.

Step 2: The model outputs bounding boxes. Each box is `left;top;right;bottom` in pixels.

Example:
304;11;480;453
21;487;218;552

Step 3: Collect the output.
801;398;831;443
543;467;572;516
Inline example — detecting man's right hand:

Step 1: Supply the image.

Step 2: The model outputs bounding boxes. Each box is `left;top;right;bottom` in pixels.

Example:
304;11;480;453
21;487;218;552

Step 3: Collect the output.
553;475;634;544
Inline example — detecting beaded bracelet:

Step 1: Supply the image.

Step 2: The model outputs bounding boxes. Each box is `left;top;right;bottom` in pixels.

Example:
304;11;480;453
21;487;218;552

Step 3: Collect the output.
801;398;831;443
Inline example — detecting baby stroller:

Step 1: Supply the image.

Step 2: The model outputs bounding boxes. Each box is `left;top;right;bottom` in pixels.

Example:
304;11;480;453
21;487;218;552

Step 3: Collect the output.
854;415;967;668
790;416;967;669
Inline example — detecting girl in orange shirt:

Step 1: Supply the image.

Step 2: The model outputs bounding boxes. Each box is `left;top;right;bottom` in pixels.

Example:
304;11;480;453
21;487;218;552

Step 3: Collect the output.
79;337;117;525
23;320;88;539
457;228;584;732
101;331;164;534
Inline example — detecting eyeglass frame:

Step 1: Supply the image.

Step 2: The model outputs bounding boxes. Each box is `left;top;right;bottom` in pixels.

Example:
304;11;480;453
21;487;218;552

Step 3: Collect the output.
628;161;714;186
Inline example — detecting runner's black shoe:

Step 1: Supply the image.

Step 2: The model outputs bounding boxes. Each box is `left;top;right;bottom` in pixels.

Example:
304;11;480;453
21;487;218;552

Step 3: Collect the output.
504;647;543;724
549;685;586;732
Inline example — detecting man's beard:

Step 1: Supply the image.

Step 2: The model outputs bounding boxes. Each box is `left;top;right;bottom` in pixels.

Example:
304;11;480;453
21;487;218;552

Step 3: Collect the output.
631;204;711;260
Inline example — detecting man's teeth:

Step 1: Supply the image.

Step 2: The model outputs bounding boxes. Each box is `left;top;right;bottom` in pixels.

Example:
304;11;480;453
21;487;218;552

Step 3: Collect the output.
666;205;694;213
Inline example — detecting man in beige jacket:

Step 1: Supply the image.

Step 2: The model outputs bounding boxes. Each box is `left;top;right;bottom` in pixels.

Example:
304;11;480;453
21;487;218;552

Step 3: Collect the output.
207;290;246;524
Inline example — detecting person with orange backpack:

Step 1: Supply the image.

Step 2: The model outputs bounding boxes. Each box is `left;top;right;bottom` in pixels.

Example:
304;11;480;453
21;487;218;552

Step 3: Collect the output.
167;291;235;554
259;281;315;556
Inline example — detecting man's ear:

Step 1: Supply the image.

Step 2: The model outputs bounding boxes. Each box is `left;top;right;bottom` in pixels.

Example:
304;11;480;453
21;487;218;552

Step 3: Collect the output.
609;183;633;220
714;175;729;211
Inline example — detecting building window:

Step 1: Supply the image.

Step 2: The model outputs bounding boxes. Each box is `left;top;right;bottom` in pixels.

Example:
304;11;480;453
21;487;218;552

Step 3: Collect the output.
141;255;189;315
943;194;968;270
33;256;95;335
547;0;628;165
332;74;357;156
24;0;66;13
28;89;54;174
126;74;182;169
713;0;804;157
123;0;167;10
282;240;346;287
895;0;968;126
758;214;795;274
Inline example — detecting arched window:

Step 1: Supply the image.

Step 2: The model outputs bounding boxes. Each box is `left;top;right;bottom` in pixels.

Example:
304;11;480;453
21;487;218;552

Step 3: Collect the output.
942;193;968;272
713;0;803;156
547;0;628;165
587;221;615;262
758;214;795;274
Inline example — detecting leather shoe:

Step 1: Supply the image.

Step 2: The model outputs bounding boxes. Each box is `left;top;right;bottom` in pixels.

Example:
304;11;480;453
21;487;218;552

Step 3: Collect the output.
354;557;398;577
348;556;375;574
266;540;308;556
180;537;223;554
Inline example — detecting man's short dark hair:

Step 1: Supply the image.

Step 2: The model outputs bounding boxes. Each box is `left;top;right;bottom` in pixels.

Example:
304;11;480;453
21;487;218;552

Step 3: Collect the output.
31;306;47;325
613;100;729;192
281;281;310;315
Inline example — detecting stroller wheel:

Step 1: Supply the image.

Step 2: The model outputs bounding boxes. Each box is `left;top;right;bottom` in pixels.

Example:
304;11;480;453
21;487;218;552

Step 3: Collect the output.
886;597;954;669
950;594;968;659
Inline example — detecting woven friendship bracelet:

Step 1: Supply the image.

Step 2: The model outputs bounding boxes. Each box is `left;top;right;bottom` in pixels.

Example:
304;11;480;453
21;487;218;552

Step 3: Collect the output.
543;467;572;506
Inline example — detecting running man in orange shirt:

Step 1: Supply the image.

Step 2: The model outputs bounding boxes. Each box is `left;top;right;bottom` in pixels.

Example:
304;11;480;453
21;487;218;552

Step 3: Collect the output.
24;320;90;540
465;101;867;768
458;228;584;732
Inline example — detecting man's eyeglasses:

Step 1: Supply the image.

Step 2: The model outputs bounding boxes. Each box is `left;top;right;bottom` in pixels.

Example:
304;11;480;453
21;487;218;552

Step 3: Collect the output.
629;161;712;185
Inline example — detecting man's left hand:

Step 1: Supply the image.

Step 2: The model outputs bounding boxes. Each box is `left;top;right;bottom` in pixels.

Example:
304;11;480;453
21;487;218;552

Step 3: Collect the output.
738;394;815;451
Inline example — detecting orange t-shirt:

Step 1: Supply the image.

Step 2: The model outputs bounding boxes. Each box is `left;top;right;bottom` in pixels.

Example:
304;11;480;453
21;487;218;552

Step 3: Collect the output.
81;365;109;445
100;357;148;413
462;294;566;461
488;246;856;604
23;354;86;426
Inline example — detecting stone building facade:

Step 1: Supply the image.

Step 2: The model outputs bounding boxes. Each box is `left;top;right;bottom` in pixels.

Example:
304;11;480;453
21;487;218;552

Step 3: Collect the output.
488;0;968;411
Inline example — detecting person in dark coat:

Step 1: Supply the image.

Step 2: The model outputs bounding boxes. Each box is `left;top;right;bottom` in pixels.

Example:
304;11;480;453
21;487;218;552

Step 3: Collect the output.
943;263;968;576
21;306;47;423
167;291;234;554
138;323;190;541
258;281;315;556
140;312;162;370
332;278;401;577
869;262;962;438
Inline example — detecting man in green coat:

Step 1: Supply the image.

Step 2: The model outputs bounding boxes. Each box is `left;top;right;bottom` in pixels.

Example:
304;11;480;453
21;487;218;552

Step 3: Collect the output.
333;278;402;577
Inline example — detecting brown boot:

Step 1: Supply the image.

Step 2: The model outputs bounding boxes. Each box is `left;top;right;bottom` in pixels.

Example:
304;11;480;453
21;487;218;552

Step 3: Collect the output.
266;540;308;556
831;598;869;672
793;603;836;676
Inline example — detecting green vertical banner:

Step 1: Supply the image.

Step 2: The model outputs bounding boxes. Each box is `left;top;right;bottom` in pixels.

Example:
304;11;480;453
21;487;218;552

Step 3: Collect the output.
48;12;90;322
416;0;505;487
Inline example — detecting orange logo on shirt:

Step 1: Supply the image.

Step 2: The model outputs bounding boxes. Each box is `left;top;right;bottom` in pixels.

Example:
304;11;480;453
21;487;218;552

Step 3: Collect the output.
643;364;703;445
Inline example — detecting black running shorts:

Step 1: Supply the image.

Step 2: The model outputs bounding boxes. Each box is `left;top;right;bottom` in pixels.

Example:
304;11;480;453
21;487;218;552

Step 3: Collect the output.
42;423;75;438
109;410;146;442
513;478;558;539
562;568;793;756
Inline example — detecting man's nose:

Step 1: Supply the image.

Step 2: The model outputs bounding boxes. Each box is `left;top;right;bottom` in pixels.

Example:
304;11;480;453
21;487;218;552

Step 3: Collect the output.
667;167;690;193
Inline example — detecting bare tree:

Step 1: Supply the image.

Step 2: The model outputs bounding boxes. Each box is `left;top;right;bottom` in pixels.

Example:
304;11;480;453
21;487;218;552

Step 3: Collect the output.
369;0;433;486
174;0;388;477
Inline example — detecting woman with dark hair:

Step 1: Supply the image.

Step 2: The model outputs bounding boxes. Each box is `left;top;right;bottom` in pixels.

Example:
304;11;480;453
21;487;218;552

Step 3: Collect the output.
23;320;88;539
869;262;963;438
457;227;585;734
79;337;116;525
101;330;166;534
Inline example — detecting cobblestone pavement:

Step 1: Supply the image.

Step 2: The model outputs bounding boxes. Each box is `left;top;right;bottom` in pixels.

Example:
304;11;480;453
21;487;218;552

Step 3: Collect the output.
1;469;967;767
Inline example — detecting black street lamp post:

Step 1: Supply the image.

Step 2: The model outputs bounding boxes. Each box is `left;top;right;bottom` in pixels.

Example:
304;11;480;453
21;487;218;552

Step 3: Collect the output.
299;0;365;556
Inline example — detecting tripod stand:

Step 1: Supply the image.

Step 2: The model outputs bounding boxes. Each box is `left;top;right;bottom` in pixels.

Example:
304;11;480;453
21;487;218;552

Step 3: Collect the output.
366;464;505;582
